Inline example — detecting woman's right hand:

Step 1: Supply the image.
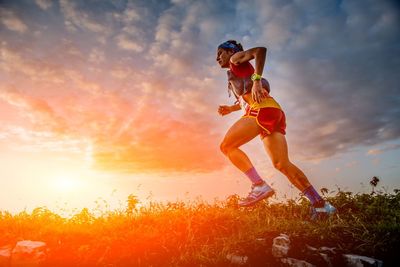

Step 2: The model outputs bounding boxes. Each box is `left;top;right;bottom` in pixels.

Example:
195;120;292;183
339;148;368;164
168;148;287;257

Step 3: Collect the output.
218;105;232;116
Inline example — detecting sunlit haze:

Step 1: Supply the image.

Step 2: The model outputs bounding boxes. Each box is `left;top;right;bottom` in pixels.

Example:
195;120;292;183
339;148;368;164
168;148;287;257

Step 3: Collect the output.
1;0;399;215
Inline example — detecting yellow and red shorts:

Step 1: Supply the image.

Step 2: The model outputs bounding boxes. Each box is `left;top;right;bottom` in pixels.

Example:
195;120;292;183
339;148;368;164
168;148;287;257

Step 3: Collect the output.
243;106;287;138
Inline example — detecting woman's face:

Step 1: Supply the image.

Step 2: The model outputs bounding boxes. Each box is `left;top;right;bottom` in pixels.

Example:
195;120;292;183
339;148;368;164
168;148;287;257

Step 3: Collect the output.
216;48;233;68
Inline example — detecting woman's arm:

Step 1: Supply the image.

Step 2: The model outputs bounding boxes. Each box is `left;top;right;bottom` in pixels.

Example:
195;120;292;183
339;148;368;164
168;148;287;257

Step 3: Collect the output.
230;47;267;76
218;103;241;116
230;47;269;103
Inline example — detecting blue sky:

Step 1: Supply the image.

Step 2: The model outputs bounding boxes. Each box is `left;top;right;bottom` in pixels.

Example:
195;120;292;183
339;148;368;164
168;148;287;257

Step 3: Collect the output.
0;0;399;213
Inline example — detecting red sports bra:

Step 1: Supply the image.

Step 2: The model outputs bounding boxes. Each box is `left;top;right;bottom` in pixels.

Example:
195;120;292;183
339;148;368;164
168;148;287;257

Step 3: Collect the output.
227;61;270;98
229;61;254;78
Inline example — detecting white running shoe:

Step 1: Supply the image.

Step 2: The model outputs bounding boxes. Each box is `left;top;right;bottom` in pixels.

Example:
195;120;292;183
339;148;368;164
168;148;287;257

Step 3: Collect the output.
238;183;275;207
310;201;337;220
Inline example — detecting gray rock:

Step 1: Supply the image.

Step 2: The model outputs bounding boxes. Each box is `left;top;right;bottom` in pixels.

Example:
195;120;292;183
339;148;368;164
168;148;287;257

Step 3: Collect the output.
343;254;383;267
305;244;337;255
281;257;316;267
272;233;290;258
305;244;318;252
320;246;337;254
305;244;337;266
319;253;333;267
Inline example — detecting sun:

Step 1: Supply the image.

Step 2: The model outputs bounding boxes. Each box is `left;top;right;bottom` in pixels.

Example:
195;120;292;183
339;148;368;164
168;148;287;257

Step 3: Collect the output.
52;175;83;193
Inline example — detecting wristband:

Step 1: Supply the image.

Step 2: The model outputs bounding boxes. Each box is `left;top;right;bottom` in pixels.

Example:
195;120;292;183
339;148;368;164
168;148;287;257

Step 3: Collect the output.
251;73;262;81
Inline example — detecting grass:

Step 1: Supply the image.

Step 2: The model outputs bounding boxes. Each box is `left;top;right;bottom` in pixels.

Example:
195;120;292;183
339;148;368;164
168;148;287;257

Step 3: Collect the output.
1;188;399;266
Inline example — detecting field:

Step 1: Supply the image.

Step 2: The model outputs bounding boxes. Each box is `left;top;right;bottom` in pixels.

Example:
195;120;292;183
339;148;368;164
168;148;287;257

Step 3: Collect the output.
1;188;399;266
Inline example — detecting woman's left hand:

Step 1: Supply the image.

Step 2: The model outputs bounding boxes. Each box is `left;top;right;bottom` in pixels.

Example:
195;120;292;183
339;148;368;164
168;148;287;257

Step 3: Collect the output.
252;80;269;103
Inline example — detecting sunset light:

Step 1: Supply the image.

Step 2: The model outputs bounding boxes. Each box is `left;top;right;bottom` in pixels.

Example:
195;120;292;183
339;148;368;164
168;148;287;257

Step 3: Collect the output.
0;0;398;216
52;175;83;193
0;0;399;266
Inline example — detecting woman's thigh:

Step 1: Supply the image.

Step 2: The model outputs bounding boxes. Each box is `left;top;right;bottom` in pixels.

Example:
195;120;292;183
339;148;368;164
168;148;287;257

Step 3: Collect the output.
222;117;261;148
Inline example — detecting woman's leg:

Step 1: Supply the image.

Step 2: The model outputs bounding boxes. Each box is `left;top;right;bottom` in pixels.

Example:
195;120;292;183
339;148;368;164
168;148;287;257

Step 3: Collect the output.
262;132;312;192
220;117;261;172
262;132;337;218
221;117;275;206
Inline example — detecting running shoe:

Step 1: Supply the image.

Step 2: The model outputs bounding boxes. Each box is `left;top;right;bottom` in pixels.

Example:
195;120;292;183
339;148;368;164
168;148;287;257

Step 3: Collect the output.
310;201;337;220
238;183;275;207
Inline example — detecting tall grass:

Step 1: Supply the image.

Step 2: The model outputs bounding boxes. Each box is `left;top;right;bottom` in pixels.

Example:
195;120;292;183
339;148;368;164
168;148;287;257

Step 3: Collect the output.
1;189;399;266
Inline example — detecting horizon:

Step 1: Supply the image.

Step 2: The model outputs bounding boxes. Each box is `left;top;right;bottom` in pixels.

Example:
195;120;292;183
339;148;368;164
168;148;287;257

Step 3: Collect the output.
1;0;399;214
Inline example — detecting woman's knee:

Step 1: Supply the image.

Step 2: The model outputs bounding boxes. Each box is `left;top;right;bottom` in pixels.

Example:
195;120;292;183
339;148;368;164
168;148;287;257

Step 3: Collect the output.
220;140;233;156
272;160;290;172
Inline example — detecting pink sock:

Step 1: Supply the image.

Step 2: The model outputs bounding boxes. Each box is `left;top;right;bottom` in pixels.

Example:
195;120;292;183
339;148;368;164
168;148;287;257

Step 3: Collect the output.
245;167;264;185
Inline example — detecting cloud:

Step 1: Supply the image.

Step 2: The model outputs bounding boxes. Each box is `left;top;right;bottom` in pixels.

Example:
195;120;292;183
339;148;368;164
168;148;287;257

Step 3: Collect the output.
59;0;109;34
111;2;156;53
1;41;106;95
0;125;88;154
247;0;400;159
149;0;236;76
367;143;400;156
90;104;224;173
63;69;104;95
35;0;52;10
367;149;382;156
89;48;105;64
0;80;225;173
115;34;144;52
0;8;28;33
1;0;399;174
0;45;65;84
120;6;141;23
0;87;69;134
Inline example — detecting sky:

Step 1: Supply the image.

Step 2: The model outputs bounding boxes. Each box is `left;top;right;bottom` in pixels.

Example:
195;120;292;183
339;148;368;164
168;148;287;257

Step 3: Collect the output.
0;0;399;214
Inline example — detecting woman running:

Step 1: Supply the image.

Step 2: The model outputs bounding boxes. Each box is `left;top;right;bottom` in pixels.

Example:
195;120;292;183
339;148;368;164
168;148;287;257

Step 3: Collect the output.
216;40;336;219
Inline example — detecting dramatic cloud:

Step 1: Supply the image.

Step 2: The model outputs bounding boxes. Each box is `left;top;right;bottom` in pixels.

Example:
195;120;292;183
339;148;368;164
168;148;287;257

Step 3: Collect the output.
90;104;224;173
0;0;399;174
247;0;400;159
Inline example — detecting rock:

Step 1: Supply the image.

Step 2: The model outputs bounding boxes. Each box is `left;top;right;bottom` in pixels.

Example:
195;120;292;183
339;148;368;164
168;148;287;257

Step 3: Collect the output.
0;245;13;266
11;240;47;267
226;253;248;265
319;253;333;267
281;257;316;267
320;246;337;254
305;244;337;255
305;244;337;266
255;237;266;243
305;244;318;252
343;254;383;267
272;234;290;258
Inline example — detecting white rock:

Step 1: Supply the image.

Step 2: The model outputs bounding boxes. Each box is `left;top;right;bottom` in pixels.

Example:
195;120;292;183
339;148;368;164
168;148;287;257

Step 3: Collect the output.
226;253;248;265
0;245;13;266
343;254;383;267
306;244;336;255
320;246;336;254
272;233;290;258
305;244;318;252
11;240;47;267
281;257;316;267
